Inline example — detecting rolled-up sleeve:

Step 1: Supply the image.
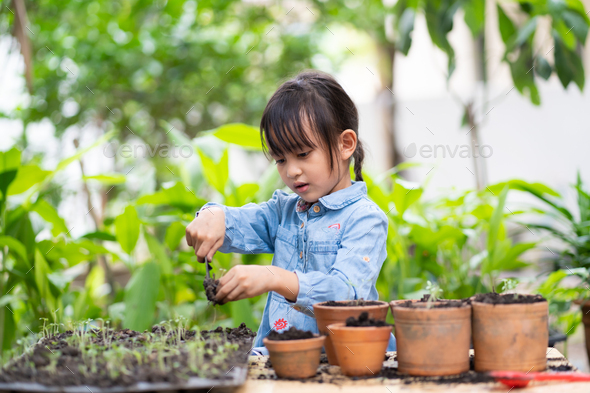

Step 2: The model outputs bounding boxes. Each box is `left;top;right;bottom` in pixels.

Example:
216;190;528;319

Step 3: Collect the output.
196;189;288;255
291;204;389;309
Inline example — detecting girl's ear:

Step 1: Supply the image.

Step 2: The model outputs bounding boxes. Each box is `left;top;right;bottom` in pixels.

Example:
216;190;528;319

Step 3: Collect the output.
340;129;357;160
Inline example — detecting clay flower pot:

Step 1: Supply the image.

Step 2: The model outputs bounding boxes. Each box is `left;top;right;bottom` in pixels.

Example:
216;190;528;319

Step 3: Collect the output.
327;322;392;377
390;299;472;376
263;335;326;379
471;294;548;372
313;300;389;365
574;299;590;365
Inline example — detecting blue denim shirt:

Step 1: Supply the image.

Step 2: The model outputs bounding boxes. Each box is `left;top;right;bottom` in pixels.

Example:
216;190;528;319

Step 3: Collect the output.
197;180;396;353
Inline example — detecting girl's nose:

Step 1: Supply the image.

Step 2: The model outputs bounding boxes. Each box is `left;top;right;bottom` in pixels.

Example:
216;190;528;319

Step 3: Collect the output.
286;163;302;178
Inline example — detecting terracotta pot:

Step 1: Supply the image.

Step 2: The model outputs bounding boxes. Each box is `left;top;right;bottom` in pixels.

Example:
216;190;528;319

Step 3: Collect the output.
327;322;392;377
471;298;548;372
263;335;326;379
313;300;389;365
389;299;472;376
576;299;590;365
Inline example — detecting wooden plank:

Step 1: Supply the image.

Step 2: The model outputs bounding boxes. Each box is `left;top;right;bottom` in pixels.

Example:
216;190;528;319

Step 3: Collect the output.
239;348;590;392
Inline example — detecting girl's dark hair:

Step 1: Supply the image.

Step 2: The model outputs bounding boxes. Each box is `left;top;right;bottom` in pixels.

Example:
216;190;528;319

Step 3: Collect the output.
260;70;365;181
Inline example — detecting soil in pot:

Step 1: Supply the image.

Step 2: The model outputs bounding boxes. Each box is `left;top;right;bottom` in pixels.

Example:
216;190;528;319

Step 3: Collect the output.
390;298;472;376
345;312;390;327
471;292;548;372
313;299;389;366
327;316;393;377
322;299;384;307
0;322;256;388
267;327;314;341
472;292;545;304
203;273;220;304
263;329;326;379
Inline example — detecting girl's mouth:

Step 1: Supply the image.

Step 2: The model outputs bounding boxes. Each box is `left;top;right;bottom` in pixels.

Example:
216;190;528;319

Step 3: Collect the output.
295;183;309;192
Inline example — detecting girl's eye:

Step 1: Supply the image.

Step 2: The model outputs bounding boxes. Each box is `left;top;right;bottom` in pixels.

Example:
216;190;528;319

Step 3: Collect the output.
298;152;309;158
275;159;285;165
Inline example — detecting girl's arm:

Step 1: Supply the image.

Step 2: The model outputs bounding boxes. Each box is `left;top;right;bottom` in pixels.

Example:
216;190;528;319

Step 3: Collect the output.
186;189;289;261
214;204;388;306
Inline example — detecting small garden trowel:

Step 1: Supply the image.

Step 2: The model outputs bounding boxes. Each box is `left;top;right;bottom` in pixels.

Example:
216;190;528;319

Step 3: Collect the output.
491;370;590;388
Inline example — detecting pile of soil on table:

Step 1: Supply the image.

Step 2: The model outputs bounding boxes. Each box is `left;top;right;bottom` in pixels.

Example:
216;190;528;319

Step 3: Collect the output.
0;323;256;388
204;273;220;305
267;327;315;341
473;292;546;305
396;294;470;308
256;352;494;385
345;312;390;327
321;299;383;307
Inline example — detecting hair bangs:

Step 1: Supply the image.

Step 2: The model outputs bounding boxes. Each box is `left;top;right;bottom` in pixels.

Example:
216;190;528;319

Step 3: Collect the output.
261;90;333;161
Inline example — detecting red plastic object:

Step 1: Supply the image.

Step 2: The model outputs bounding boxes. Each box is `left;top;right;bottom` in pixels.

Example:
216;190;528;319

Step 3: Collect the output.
490;370;590;388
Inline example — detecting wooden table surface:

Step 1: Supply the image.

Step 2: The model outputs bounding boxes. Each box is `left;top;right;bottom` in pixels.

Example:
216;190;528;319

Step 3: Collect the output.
237;348;590;392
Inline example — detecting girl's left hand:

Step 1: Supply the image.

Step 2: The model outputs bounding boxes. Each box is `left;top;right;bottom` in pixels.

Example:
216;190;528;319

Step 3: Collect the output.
215;265;299;304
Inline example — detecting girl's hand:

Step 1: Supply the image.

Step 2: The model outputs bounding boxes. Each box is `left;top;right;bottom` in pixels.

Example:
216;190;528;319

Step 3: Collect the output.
216;265;300;303
185;206;225;263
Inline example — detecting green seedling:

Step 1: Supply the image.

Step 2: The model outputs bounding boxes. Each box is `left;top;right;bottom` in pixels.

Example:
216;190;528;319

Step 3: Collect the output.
425;280;443;309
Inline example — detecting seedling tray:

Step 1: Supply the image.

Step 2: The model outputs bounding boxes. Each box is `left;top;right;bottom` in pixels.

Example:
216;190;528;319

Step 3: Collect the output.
0;366;248;393
0;324;255;393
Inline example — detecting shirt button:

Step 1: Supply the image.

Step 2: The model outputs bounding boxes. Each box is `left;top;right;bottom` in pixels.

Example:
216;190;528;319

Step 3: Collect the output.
313;205;320;213
300;222;304;228
300;251;303;258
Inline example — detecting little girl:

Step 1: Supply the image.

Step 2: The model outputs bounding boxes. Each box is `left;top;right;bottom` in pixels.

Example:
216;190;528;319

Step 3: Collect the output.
186;70;396;354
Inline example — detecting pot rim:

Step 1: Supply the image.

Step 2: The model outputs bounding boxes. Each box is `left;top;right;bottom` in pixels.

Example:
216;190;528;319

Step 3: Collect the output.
469;293;547;306
326;322;393;332
389;299;471;310
262;334;326;349
313;300;389;311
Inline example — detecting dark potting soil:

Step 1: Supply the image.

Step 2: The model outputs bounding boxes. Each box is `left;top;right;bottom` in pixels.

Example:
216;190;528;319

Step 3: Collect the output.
396;294;469;308
473;292;546;305
204;273;220;305
377;368;496;385
321;299;383;307
345;312;390;327
0;323;256;388
267;327;315;341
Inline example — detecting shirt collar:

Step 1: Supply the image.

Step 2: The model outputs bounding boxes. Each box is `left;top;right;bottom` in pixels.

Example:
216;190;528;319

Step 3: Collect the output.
295;180;367;212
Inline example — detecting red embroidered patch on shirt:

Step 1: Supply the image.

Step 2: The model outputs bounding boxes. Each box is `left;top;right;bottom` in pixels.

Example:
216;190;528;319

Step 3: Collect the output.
273;318;288;330
328;223;340;230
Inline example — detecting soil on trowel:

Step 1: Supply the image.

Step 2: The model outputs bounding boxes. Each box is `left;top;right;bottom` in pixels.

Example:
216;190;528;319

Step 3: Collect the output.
267;327;315;341
473;292;546;305
345;312;390;327
321;299;383;307
397;294;469;308
204;273;220;305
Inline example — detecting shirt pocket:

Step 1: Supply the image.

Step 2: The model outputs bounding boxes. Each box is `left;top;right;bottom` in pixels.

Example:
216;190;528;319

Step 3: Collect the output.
307;238;340;273
272;225;298;271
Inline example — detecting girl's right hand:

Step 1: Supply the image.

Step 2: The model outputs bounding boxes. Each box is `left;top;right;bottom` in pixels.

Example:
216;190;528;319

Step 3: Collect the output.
185;206;226;263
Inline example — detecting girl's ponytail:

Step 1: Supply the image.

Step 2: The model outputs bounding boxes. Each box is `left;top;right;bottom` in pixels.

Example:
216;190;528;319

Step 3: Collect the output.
353;138;365;182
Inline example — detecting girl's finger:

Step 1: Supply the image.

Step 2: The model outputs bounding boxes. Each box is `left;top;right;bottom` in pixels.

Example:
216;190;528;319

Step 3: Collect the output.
196;234;215;263
218;267;235;286
207;238;223;263
216;275;239;302
185;228;193;248
222;280;245;303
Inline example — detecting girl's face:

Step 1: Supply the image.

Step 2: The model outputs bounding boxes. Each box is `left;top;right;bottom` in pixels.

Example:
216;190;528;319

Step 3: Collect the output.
269;127;357;203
